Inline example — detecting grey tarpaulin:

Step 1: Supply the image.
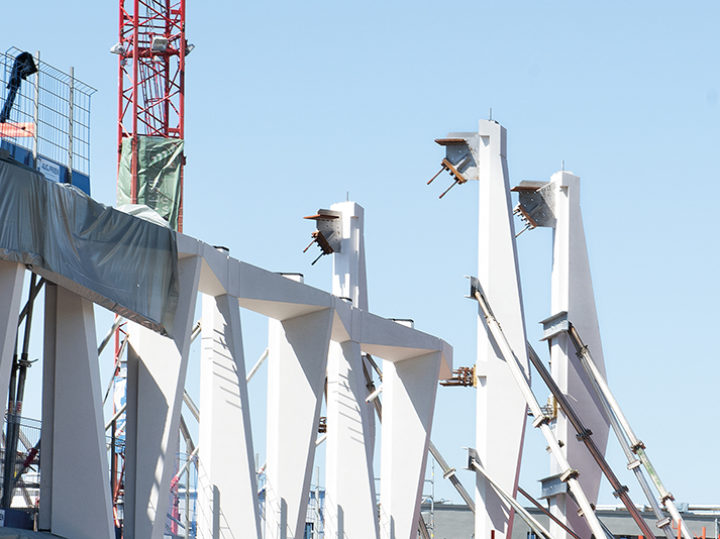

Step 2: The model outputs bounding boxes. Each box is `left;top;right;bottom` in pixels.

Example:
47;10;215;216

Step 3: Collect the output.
0;157;178;335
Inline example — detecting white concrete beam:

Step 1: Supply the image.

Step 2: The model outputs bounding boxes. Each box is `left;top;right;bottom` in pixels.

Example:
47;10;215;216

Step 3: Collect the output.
123;255;202;539
474;119;530;539
379;351;442;539
197;293;261;539
265;308;333;539
0;261;23;419
547;171;609;539
39;284;114;539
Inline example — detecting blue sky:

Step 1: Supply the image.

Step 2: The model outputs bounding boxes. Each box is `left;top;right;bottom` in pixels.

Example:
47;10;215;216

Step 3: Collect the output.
3;0;718;510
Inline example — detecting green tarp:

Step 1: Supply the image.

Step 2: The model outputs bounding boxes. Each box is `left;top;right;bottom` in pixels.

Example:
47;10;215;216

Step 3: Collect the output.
117;136;184;230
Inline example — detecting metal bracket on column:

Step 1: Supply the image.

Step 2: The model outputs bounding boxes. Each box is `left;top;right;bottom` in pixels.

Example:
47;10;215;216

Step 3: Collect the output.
540;311;569;341
439;365;475;387
540;473;569;499
511;181;557;231
427;135;479;199
303;209;343;264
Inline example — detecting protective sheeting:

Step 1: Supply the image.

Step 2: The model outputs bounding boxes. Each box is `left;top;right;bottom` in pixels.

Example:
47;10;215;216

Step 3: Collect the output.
0;528;64;538
117;136;184;230
0;157;178;335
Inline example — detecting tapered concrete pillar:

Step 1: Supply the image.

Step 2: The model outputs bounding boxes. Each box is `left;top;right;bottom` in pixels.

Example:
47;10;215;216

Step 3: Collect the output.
265;308;333;539
197;293;261;539
474;120;530;539
40;284;114;539
379;351;442;539
123;256;202;539
325;339;378;539
546;171;609;539
324;201;378;539
0;261;23;419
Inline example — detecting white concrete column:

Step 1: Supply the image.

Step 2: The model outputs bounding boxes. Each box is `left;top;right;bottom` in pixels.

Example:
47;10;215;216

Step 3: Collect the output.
39;284;114;539
0;261;24;419
123;255;202;539
197;293;261;539
325;340;378;539
265;308;333;539
330;201;368;311
547;171;609;539
379;351;442;539
324;201;378;539
475;119;530;539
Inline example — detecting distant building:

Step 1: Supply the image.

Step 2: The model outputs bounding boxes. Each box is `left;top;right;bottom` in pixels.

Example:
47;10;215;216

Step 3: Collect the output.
421;503;720;539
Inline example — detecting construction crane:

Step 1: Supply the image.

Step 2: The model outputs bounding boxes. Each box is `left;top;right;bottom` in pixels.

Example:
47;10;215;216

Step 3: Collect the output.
114;0;189;232
110;2;191;533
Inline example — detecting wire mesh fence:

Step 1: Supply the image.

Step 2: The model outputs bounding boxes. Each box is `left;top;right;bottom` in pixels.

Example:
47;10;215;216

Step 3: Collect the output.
0;47;95;177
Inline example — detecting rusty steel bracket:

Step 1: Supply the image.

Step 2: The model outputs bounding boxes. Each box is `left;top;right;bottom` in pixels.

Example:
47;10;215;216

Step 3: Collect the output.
303;209;342;265
439;365;476;387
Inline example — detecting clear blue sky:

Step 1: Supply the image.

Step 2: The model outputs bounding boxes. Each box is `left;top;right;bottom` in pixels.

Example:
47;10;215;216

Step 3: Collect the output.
3;0;718;509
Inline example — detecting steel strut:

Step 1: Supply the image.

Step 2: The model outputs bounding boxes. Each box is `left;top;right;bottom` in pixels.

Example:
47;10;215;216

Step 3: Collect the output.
468;277;610;539
467;449;555;539
565;324;690;539
525;344;658;539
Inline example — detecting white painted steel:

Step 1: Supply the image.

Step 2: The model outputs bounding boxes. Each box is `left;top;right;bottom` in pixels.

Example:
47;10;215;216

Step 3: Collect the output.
40;285;114;539
197;293;261;539
265;308;334;539
379;351;442;539
123;255;201;539
474;119;529;539
0;262;24;420
546;171;610;539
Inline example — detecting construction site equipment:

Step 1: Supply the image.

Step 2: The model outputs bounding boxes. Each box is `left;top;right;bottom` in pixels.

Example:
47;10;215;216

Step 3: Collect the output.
557;320;692;539
0;52;37;124
0;48;95;194
2;272;39;508
524;342;657;539
467;449;554;539
116;0;188;231
468;276;609;539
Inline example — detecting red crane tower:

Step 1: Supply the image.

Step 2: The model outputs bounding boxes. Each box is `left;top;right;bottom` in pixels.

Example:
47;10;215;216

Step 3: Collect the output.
116;0;188;232
111;2;190;533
